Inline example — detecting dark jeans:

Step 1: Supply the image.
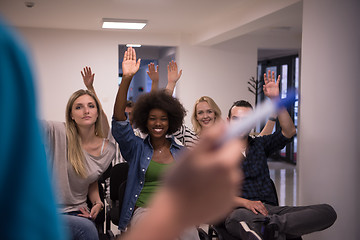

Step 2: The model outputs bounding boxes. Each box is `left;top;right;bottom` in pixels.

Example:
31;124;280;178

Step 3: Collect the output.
225;203;337;240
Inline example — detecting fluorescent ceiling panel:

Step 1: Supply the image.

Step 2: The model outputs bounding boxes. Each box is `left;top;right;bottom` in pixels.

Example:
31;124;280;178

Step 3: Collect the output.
102;19;147;30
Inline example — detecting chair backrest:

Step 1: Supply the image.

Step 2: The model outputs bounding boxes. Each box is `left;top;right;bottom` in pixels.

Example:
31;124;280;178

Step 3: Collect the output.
86;163;113;237
110;162;129;200
109;162;129;226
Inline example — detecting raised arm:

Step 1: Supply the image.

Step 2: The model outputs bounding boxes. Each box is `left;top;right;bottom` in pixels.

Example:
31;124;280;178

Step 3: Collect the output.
263;70;296;138
147;62;159;92
81;66;110;136
113;47;141;121
258;113;277;136
165;60;182;95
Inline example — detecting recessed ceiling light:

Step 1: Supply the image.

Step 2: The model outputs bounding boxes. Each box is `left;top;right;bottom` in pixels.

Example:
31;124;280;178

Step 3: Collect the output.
126;44;142;48
102;18;147;30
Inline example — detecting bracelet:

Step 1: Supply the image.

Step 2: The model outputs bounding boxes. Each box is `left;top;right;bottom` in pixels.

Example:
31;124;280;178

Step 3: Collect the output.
92;201;104;210
269;117;277;121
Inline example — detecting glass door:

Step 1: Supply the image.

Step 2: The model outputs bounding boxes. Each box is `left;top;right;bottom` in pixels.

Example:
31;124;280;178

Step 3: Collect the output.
258;55;299;164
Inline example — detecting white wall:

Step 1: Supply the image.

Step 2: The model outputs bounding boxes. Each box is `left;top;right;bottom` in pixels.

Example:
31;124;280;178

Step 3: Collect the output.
299;0;360;239
19;27;257;126
176;43;256;125
19;27;180;121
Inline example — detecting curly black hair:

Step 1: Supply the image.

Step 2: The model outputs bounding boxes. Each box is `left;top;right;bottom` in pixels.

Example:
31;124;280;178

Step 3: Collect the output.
132;89;186;134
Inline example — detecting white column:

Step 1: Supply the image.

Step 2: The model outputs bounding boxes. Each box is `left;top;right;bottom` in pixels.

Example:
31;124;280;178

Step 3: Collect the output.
299;0;360;239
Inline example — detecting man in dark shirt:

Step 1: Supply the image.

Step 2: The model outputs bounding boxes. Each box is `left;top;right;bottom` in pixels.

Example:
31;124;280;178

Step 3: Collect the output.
224;71;337;240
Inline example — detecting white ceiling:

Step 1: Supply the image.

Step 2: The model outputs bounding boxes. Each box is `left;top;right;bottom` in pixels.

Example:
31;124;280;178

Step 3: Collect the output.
0;0;303;56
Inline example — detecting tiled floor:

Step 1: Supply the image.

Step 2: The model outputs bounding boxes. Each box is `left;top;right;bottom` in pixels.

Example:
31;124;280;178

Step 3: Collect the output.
268;161;298;206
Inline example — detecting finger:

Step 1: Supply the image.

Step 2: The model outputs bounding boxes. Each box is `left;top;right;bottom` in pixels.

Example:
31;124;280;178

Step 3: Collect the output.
259;206;268;216
136;58;141;68
276;75;281;85
128;47;132;60
178;69;183;78
80;207;89;213
264;73;268;84
123;49;128;60
131;47;136;60
256;202;268;215
251;208;259;215
156;65;159;72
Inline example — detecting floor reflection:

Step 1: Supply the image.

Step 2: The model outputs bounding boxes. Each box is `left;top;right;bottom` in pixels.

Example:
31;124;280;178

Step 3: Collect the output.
268;161;298;206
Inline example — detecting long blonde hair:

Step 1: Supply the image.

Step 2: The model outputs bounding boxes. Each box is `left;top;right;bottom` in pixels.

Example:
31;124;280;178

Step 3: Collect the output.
191;96;222;135
65;89;105;178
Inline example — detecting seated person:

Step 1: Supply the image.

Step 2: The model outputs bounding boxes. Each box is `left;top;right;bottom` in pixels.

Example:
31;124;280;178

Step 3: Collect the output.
147;60;199;148
43;67;115;240
224;71;337;240
112;47;199;239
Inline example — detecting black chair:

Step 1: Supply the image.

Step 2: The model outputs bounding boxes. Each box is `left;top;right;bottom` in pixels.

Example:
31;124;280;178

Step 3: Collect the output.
106;162;129;239
86;164;113;240
109;162;129;227
208;180;302;240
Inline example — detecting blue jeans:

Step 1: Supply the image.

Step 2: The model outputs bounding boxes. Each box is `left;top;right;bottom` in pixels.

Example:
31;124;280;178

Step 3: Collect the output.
62;212;99;240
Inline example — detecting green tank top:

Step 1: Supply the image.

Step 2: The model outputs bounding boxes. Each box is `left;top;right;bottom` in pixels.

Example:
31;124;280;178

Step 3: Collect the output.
135;160;173;207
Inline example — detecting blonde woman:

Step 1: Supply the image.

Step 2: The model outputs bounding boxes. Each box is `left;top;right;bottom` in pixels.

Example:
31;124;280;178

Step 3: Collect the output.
191;96;222;135
44;67;115;240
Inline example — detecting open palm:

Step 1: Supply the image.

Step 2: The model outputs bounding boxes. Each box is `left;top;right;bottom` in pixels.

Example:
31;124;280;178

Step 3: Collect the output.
263;70;280;99
122;47;141;77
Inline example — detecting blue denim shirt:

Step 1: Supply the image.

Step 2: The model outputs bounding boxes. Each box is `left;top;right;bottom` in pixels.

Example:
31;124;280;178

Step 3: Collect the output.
111;119;183;230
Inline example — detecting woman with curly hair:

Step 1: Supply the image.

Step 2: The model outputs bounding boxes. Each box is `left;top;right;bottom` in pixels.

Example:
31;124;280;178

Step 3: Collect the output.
112;47;199;239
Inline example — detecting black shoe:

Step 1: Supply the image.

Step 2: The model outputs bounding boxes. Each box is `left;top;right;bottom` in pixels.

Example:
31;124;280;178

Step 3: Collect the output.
238;221;263;240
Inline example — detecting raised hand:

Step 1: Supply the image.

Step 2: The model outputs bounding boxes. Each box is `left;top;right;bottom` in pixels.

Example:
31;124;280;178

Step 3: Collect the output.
263;70;280;99
122;47;141;78
81;66;95;90
165;60;182;95
147;62;159;82
167;60;182;85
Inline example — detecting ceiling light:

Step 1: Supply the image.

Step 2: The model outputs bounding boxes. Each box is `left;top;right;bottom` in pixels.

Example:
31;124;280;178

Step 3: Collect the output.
126;44;142;48
102;19;147;30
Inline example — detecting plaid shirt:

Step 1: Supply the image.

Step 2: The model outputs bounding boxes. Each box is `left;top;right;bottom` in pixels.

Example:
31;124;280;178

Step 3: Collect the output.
240;130;291;205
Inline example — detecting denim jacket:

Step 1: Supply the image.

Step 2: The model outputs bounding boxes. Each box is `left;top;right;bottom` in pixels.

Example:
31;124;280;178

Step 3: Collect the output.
111;119;183;230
